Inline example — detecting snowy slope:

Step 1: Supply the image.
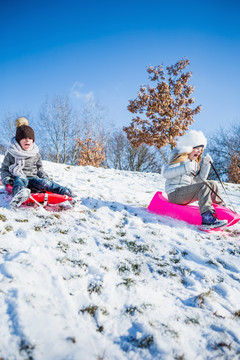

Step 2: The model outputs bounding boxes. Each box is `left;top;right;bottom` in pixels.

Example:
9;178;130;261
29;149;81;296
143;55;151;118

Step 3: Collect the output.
0;155;240;360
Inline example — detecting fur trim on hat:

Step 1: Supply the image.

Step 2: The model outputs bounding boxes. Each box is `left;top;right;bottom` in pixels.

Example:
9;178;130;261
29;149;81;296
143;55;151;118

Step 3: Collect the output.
15;117;29;128
176;130;207;153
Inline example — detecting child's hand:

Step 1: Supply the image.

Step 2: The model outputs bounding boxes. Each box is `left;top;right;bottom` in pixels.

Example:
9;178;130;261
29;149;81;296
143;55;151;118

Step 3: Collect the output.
2;177;14;186
203;153;213;164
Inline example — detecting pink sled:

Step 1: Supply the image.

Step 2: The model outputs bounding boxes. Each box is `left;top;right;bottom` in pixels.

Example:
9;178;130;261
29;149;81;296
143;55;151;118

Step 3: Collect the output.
147;191;240;233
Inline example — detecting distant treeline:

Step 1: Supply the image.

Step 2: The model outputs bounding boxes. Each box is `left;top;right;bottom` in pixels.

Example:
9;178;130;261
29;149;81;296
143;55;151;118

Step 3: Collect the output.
1;58;239;183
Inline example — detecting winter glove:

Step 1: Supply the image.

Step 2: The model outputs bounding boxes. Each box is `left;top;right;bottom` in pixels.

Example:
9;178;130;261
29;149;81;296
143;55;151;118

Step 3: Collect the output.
37;172;49;179
2;177;14;186
184;160;197;175
203;153;213;164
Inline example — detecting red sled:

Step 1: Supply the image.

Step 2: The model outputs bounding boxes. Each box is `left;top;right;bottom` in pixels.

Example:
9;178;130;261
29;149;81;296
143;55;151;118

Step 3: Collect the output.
147;191;240;233
5;184;73;206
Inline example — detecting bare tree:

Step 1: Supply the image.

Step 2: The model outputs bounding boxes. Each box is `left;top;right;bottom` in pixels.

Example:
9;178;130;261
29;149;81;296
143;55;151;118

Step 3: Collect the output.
105;129;163;172
105;130;127;170
75;98;110;167
207;123;240;183
38;95;79;164
79;98;109;143
0;109;32;152
124;59;201;150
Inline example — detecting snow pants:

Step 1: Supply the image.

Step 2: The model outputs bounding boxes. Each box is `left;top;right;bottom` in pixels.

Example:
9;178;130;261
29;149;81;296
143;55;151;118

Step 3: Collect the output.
12;176;70;197
167;180;224;215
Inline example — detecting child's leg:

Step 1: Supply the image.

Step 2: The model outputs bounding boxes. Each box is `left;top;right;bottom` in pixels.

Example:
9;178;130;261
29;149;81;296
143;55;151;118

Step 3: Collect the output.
28;177;73;196
12;176;29;196
208;180;224;205
168;182;216;214
168;181;227;228
11;176;31;209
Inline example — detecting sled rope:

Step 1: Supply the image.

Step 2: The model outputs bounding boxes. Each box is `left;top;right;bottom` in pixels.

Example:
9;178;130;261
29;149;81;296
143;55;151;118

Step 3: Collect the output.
29;195;44;208
198;175;237;214
198;176;224;203
210;162;237;213
43;193;49;207
29;193;49;208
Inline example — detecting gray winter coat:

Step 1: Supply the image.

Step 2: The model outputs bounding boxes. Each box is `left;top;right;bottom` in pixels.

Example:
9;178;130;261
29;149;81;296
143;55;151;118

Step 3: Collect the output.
162;151;210;195
1;152;48;184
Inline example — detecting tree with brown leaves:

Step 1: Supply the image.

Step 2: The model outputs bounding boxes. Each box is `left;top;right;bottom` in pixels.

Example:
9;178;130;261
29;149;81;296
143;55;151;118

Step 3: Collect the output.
124;59;201;149
228;154;240;184
77;132;106;167
75;98;109;167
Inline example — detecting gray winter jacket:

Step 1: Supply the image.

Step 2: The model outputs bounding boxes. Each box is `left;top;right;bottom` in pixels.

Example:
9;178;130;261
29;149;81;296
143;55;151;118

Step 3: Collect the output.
162;151;210;195
1;152;48;185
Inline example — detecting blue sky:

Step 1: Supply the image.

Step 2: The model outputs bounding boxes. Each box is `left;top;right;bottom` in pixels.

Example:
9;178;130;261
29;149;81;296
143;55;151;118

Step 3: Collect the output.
1;0;239;138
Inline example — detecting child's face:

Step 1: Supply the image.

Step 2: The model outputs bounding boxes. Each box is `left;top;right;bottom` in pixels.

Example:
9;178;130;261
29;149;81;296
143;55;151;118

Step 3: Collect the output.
20;138;33;151
188;147;203;161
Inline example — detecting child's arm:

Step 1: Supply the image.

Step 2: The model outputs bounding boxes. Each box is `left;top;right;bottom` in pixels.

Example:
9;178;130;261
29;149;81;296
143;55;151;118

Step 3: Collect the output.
36;154;49;179
195;154;212;181
162;160;196;180
0;153;14;185
195;163;210;181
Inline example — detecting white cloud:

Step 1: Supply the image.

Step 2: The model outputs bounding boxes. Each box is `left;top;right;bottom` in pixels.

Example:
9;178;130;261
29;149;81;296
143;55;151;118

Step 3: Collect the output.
70;82;94;102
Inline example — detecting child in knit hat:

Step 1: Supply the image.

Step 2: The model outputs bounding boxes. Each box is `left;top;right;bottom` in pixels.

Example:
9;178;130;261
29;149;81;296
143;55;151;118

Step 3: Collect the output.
1;117;76;209
162;130;228;229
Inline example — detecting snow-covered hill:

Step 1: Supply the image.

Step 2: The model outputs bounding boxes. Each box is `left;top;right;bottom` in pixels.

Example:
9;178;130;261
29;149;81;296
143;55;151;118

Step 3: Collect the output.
0;156;240;360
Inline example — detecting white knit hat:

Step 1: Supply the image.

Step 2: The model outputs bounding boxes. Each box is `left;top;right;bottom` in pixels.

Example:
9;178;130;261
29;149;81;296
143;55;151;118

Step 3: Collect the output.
176;130;207;153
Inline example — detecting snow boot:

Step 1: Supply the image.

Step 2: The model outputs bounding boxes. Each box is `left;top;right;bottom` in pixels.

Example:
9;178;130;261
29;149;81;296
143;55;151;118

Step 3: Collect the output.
201;210;228;230
59;187;77;198
11;188;31;209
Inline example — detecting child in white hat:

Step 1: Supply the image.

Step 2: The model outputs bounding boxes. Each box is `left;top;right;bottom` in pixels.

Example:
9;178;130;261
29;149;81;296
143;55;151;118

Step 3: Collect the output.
162;130;227;229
